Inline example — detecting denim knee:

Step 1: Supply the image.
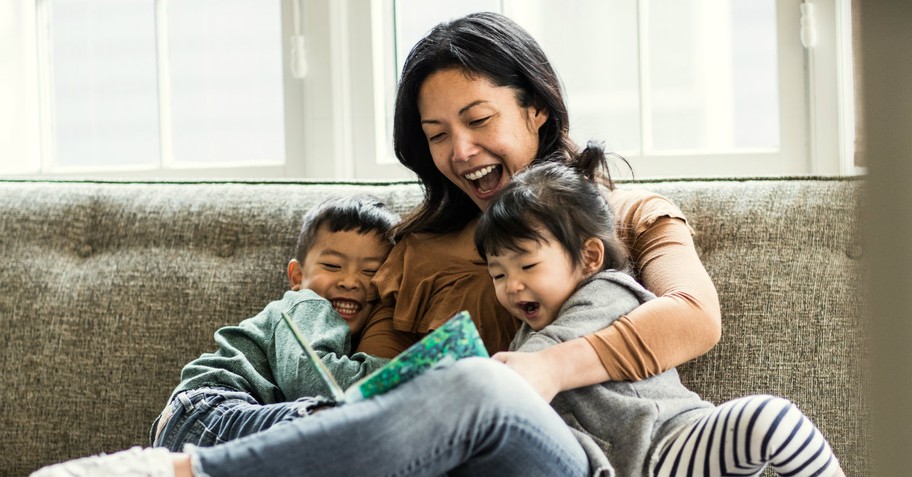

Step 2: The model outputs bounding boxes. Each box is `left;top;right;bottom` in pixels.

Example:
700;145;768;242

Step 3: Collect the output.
446;358;545;413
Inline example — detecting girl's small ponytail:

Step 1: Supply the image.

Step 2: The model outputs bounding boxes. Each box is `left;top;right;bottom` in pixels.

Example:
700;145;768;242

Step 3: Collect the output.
574;141;632;190
574;141;609;181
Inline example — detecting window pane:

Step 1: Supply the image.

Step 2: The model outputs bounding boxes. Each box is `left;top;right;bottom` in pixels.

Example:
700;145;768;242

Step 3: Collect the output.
394;0;500;76
50;0;160;168
508;0;641;154
167;0;284;164
390;0;779;158
647;0;779;153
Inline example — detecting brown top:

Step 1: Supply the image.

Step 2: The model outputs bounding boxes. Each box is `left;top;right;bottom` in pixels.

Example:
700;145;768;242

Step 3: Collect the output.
356;188;721;381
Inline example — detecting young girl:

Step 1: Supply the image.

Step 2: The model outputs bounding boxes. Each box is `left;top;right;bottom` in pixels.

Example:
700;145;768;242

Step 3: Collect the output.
474;147;846;477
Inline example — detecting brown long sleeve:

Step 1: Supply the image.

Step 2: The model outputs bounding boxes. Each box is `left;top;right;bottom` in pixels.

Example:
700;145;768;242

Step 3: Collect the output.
584;189;722;381
356;221;521;358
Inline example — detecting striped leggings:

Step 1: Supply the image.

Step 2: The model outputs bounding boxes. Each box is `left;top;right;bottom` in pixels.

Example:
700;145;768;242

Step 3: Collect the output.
652;395;840;477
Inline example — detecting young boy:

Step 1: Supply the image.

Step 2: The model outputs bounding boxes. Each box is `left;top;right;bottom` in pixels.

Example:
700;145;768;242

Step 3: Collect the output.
151;194;399;451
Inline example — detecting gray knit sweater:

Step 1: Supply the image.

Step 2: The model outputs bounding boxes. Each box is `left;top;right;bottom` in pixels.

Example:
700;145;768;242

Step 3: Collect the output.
173;289;388;404
510;270;714;477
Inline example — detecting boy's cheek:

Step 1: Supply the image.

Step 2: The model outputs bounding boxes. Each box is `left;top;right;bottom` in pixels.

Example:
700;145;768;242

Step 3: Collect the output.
349;302;374;334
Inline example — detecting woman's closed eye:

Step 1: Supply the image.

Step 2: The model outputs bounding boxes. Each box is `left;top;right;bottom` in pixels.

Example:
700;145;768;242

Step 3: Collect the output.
469;116;492;127
427;131;447;143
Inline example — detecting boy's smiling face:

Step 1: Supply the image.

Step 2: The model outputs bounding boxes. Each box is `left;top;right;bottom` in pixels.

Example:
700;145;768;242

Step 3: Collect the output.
288;227;392;335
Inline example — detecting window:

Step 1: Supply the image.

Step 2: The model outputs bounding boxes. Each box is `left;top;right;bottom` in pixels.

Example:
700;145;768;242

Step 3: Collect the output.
380;0;857;179
1;0;857;180
4;0;291;178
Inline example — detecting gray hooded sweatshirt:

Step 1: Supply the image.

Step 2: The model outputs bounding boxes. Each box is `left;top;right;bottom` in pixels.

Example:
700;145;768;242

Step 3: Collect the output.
510;270;714;477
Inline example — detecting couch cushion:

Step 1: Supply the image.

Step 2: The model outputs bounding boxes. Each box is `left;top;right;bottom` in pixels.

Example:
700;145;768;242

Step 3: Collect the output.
0;178;867;476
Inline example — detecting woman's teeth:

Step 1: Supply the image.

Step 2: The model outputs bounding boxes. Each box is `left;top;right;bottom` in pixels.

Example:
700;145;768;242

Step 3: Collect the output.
464;165;497;181
464;165;502;193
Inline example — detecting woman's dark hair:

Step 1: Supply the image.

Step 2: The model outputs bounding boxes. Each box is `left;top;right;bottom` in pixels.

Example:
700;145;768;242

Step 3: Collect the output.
294;195;400;264
392;12;577;239
474;144;628;273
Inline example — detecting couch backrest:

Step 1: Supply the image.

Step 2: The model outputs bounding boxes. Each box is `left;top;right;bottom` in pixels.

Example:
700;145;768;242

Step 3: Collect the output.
643;178;869;477
0;178;867;476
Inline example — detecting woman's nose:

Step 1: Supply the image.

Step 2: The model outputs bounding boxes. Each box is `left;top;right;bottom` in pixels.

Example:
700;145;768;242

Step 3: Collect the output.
451;130;480;163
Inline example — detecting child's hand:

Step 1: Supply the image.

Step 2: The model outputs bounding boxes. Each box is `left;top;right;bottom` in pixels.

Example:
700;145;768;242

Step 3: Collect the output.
491;350;562;403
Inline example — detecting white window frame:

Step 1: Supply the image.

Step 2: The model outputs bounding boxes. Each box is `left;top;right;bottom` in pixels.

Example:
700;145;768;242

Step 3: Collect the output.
347;0;861;180
1;0;859;180
6;0;306;179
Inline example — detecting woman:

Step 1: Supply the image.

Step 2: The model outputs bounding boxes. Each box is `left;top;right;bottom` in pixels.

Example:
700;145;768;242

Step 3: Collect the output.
356;10;719;402
33;12;720;477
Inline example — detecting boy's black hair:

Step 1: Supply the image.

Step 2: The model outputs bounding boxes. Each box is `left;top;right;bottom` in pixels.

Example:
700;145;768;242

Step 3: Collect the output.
474;144;628;273
294;195;400;264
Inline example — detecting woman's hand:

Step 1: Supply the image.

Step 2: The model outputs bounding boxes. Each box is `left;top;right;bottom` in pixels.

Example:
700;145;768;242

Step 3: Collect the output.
492;337;612;403
492;350;563;402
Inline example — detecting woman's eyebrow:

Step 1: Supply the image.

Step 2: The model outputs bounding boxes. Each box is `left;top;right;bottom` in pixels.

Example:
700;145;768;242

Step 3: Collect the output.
420;100;490;125
458;100;488;116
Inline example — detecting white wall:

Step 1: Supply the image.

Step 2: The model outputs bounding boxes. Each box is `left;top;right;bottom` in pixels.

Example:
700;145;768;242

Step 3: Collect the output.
862;1;912;473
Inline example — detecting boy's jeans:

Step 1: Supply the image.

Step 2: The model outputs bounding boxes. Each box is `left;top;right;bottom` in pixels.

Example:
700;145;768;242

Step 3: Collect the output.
151;388;335;450
155;358;589;477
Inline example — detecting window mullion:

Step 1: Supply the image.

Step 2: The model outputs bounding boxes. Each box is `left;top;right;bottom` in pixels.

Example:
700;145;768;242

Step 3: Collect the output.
636;0;651;157
155;0;174;169
35;0;56;173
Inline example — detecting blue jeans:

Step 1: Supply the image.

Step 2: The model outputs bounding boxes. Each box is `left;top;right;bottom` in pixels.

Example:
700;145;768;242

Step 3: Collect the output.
151;388;336;450
179;358;589;477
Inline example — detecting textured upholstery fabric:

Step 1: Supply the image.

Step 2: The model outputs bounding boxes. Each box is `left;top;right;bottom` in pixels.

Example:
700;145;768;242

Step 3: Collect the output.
0;178;867;476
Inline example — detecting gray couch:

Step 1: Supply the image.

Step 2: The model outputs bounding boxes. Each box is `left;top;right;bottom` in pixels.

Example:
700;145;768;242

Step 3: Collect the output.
0;177;868;476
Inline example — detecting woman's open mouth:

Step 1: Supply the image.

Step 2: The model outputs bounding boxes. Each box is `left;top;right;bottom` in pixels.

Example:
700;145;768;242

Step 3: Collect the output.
464;165;503;194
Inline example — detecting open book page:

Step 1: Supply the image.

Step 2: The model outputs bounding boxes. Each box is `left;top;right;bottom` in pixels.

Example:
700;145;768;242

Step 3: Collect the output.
282;310;487;404
280;311;348;402
345;310;488;401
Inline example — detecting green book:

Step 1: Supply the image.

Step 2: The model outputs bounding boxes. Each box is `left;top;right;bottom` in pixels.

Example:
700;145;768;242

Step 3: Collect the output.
281;310;488;403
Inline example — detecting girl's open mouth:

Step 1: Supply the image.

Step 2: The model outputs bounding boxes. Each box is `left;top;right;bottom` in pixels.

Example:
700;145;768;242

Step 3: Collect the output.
518;301;540;319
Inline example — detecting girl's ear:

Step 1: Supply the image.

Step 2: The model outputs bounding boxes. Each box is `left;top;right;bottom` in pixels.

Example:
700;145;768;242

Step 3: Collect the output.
287;259;303;290
581;238;604;275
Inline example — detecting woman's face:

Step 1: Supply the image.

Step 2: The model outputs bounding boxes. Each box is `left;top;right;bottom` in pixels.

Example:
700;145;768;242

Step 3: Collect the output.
417;68;548;211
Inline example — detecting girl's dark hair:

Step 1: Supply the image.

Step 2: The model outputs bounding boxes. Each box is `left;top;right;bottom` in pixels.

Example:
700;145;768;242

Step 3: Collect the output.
392;12;577;239
294;195;400;264
474;144;628;273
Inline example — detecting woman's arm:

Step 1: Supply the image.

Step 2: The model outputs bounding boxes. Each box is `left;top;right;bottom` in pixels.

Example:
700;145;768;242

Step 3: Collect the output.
494;215;721;401
584;216;721;380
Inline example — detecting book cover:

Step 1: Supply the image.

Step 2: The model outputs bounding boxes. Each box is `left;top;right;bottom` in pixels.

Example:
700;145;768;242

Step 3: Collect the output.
281;310;488;404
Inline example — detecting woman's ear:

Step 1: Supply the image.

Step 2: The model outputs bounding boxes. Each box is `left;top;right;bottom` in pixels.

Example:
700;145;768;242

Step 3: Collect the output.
532;105;549;131
287;259;303;291
581;238;604;275
525;100;550;132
